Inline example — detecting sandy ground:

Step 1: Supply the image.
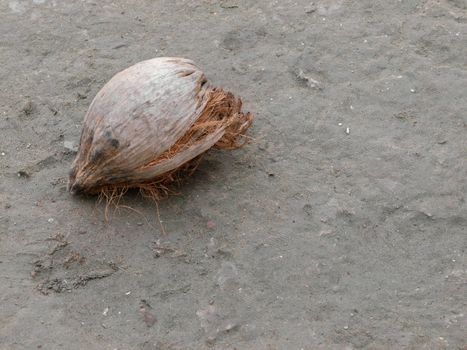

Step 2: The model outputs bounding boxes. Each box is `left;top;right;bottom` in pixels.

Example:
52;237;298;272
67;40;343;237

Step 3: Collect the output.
1;0;466;349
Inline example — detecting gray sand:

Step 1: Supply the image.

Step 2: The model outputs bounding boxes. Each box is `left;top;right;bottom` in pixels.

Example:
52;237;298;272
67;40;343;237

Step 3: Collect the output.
1;0;466;349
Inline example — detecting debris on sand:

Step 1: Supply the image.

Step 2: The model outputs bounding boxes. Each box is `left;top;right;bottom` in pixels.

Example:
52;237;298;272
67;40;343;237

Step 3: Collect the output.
18;100;34;119
63;140;78;153
36;264;117;295
296;69;323;90
152;240;187;259
139;300;157;327
220;0;239;9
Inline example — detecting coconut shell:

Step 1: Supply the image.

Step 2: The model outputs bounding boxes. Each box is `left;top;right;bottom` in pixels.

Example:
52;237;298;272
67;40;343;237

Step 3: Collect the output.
68;57;253;195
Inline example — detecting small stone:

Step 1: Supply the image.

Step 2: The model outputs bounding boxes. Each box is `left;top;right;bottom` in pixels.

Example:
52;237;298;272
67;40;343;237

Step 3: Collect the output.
346;127;350;135
305;3;316;13
47;218;54;223
17;170;30;178
20;101;34;116
220;0;239;8
140;308;156;327
206;336;216;345
77;92;87;100
206;220;216;230
296;70;323;90
224;322;239;332
64;140;78;153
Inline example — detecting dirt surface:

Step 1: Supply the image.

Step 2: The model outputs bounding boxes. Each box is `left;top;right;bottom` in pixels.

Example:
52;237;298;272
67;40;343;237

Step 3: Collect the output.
1;0;466;349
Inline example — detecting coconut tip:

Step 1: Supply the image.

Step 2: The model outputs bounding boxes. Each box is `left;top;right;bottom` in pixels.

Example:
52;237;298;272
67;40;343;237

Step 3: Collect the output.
68;165;84;195
67;180;81;195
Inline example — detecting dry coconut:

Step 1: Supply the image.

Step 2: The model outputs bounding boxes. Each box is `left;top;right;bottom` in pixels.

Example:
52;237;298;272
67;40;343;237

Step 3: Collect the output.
68;57;253;198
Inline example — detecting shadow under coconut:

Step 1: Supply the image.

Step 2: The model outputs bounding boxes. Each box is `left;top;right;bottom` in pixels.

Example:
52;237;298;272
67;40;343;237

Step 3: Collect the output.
68;151;231;234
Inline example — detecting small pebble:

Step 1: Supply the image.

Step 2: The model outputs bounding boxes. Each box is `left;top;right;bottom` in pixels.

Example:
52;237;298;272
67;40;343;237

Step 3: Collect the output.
344;325;349;330
410;88;415;93
125;291;131;295
346;127;350;135
1;152;5;156
64;140;77;152
206;336;216;345
47;218;54;223
206;220;216;230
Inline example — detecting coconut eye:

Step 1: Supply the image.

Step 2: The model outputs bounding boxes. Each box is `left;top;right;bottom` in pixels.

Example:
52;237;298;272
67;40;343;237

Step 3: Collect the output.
102;130;120;149
90;148;104;164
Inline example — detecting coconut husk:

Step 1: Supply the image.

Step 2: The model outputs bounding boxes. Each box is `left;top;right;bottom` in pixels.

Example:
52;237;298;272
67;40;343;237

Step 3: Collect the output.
68;57;253;198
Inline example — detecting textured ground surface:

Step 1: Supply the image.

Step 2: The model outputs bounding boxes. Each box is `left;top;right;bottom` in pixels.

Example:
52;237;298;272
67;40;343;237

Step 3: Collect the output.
1;0;466;349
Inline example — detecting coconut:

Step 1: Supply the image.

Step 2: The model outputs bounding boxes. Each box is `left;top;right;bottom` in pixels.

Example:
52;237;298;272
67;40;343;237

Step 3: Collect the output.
68;57;253;198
